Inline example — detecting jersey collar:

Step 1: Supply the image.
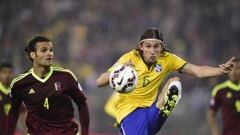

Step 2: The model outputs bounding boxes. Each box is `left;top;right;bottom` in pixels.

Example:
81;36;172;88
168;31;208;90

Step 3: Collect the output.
31;66;54;83
227;80;240;91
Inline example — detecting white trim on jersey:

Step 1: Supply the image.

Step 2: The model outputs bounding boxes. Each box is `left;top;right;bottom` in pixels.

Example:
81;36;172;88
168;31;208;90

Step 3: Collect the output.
78;82;83;91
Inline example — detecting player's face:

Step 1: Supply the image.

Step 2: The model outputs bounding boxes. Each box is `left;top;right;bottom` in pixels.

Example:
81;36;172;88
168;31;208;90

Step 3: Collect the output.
139;40;163;64
32;42;53;67
0;67;13;85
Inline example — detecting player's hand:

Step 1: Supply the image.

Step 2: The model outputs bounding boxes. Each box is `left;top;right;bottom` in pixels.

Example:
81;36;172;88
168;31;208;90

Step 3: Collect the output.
218;57;235;74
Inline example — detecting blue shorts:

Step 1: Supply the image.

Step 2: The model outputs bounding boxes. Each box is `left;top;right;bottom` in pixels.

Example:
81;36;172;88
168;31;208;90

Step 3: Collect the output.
119;102;167;135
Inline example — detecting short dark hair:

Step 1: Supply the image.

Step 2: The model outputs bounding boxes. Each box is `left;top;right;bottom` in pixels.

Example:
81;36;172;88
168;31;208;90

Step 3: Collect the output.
0;62;13;71
140;28;163;42
25;35;51;61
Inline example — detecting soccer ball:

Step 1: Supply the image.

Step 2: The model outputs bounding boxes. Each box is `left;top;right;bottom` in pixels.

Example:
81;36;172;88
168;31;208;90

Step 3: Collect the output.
109;65;137;93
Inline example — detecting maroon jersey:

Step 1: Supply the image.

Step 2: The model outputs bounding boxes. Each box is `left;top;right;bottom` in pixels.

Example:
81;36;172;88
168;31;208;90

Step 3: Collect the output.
0;82;10;135
6;66;89;135
209;80;240;135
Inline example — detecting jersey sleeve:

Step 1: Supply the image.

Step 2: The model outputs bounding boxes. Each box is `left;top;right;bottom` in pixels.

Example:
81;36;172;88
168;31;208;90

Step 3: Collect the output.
9;83;23;108
168;53;187;72
209;87;221;111
66;73;86;103
6;84;23;135
66;72;89;135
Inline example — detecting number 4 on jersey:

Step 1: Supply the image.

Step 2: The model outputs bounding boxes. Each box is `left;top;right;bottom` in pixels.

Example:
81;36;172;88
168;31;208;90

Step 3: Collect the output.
44;98;49;110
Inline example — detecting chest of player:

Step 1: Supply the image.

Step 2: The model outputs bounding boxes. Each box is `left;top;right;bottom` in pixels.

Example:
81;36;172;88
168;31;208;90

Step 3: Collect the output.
135;61;167;86
21;75;71;105
220;89;240;113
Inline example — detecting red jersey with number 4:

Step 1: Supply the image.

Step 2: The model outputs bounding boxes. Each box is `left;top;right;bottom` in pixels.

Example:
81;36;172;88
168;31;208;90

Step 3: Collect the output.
9;66;86;135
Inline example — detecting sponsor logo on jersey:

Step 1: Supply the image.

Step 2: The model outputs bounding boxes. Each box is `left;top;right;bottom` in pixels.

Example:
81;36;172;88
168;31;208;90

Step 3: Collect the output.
28;88;36;94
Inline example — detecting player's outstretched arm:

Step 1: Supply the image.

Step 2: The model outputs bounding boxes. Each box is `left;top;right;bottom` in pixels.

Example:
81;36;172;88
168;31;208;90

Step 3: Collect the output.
207;109;220;135
182;57;235;78
96;72;110;87
5;98;22;135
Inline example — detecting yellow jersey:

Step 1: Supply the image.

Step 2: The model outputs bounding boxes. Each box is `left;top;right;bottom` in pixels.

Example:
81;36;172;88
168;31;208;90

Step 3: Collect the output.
108;49;186;123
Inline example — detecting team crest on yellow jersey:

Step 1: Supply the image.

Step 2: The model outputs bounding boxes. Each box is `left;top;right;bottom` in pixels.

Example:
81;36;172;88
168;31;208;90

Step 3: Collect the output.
155;64;162;72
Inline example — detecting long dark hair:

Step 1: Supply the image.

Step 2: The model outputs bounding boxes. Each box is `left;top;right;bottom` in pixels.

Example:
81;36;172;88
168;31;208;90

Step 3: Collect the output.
136;28;169;56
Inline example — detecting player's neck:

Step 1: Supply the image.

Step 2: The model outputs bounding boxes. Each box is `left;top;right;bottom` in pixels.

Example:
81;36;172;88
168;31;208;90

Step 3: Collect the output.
229;79;240;85
32;65;51;79
140;54;155;69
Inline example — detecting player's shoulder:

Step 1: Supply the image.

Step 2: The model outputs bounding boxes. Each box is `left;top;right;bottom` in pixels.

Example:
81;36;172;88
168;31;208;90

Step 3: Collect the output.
121;49;137;58
10;69;32;88
52;65;78;81
122;49;140;57
156;52;174;62
117;49;141;64
211;80;230;97
163;52;177;58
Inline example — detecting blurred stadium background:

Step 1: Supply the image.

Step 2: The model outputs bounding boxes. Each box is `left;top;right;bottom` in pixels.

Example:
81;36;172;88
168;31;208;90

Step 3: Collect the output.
0;0;239;135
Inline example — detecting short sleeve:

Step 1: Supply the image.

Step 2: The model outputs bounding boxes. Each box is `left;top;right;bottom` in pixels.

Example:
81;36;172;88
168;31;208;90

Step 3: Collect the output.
66;72;86;103
9;84;21;100
209;88;221;111
168;53;187;72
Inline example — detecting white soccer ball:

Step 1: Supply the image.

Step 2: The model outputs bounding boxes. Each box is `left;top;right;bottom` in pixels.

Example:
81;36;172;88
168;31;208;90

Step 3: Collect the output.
109;65;138;93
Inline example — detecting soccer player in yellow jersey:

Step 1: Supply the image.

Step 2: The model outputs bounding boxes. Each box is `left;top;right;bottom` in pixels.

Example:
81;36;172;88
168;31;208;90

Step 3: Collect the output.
96;28;235;135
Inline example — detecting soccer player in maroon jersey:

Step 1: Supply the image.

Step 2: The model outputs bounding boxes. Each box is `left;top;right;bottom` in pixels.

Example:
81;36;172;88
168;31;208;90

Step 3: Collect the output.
0;62;14;135
5;36;89;135
207;59;240;135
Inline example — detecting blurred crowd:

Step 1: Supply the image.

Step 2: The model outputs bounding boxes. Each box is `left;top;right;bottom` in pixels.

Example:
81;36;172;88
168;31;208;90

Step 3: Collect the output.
0;0;239;134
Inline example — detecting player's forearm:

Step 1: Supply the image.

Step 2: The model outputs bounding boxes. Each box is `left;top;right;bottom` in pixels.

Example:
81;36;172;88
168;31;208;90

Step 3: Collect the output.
96;72;110;87
5;107;21;135
207;109;220;135
183;64;224;78
78;101;89;135
196;66;224;78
